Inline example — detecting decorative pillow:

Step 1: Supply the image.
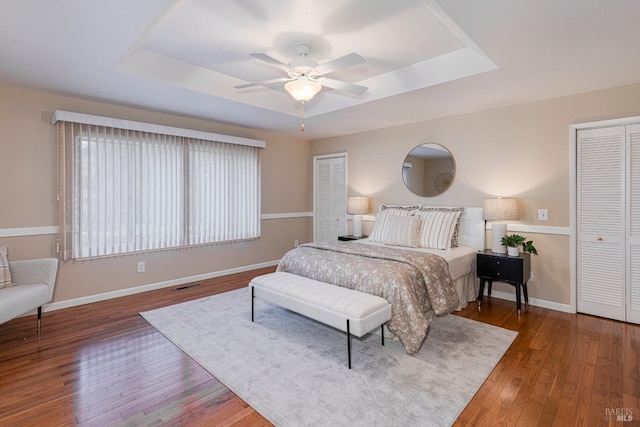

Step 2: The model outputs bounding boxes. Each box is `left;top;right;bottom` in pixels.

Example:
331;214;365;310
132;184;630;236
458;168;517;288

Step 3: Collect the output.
368;204;419;242
380;215;422;247
417;207;465;247
415;209;463;250
0;246;14;289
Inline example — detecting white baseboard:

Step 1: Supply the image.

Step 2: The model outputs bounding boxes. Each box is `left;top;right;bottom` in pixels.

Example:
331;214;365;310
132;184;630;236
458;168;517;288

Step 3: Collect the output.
43;260;280;313
483;289;572;313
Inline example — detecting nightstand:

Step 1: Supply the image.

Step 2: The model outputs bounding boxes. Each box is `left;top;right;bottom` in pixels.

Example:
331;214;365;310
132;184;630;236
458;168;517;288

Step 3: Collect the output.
477;249;531;315
338;235;368;241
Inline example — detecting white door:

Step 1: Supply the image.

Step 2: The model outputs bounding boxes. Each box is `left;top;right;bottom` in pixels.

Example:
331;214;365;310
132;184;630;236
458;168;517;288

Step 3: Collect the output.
314;154;347;242
577;126;626;321
627;124;640;323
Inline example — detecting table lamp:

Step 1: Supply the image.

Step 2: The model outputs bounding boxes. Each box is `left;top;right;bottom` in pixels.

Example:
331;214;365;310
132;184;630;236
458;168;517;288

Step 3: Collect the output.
483;198;519;253
347;197;369;237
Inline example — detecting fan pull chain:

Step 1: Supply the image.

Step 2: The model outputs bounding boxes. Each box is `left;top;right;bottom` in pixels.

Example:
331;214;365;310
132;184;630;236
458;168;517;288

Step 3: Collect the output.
301;101;305;132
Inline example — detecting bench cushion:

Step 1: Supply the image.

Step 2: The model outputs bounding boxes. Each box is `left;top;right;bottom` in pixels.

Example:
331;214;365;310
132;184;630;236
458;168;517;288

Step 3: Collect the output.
250;272;391;337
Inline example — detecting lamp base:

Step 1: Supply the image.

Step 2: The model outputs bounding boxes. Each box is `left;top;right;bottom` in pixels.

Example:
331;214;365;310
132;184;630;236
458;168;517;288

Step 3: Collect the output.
353;215;363;237
491;223;507;253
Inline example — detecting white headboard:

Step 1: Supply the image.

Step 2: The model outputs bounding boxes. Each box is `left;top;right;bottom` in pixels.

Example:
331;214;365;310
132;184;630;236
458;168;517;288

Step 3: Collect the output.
458;207;485;251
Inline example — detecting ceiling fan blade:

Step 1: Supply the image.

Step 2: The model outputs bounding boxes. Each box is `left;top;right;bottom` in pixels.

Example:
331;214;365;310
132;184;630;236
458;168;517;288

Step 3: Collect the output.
234;77;292;90
315;53;365;75
263;82;290;94
321;78;368;96
249;53;292;71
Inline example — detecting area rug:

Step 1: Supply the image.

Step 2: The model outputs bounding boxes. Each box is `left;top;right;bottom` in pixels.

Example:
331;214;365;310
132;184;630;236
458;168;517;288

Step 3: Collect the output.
140;288;517;427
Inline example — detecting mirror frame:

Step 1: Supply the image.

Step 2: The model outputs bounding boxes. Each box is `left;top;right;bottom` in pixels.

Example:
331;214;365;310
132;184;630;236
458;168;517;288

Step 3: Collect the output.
402;143;456;197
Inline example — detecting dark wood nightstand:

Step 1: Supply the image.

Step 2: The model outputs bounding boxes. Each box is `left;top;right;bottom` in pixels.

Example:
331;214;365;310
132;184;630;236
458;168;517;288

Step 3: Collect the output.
338;235;368;241
477;249;531;315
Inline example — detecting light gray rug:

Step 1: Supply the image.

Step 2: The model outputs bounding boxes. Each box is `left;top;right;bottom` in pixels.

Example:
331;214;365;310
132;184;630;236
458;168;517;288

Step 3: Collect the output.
140;288;517;427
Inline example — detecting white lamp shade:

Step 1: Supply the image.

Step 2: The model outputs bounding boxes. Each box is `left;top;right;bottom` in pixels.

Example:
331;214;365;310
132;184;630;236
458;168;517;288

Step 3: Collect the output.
347;197;369;215
284;78;322;102
482;198;519;221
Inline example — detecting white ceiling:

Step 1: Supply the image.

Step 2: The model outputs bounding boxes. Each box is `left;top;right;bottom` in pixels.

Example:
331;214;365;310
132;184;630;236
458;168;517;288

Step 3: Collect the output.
1;0;640;140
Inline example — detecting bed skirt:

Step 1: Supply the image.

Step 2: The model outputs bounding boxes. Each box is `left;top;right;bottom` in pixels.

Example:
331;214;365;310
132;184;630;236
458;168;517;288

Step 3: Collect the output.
453;272;479;310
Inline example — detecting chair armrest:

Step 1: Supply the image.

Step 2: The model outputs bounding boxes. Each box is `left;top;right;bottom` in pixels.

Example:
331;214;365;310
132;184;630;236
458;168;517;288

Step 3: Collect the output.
9;258;59;301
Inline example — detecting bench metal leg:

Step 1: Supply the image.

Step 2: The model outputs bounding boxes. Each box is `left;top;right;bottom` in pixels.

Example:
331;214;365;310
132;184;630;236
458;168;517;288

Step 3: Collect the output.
381;324;385;346
347;319;351;369
251;286;254;322
37;306;42;334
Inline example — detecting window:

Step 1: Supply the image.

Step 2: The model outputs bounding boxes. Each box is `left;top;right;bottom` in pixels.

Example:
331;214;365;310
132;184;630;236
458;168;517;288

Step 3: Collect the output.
55;111;264;260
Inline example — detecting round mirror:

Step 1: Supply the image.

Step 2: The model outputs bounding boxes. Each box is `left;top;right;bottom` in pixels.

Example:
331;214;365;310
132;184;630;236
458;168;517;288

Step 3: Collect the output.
402;143;456;197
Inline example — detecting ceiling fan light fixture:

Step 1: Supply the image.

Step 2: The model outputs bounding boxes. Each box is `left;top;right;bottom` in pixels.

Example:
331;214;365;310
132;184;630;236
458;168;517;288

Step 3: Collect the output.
284;77;322;102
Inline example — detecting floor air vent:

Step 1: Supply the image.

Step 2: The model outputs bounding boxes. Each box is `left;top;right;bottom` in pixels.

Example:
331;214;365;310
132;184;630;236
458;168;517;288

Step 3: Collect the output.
174;283;201;291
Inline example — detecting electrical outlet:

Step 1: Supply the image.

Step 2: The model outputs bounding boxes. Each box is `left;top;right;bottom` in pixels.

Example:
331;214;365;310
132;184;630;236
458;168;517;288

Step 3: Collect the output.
137;261;145;273
538;209;549;221
294;240;299;247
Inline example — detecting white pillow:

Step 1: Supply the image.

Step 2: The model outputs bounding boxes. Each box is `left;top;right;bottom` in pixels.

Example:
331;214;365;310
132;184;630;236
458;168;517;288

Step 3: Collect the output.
381;215;422;247
368;205;419;242
0;246;14;289
417;207;465;247
415;210;463;250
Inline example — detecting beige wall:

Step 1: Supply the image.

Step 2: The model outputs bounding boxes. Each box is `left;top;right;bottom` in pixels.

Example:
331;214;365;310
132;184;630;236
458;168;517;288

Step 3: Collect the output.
311;82;640;306
5;80;640;308
0;84;312;303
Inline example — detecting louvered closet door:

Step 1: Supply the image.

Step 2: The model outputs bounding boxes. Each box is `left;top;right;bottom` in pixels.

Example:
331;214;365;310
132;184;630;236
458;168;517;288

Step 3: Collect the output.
577;126;626;321
314;155;346;242
627;124;640;323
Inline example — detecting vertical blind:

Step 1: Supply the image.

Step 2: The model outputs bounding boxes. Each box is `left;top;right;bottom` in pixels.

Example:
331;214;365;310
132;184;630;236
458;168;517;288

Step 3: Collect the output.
55;112;263;260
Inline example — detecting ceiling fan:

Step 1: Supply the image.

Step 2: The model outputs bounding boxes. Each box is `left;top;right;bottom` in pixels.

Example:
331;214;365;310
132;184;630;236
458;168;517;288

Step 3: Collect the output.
234;43;368;103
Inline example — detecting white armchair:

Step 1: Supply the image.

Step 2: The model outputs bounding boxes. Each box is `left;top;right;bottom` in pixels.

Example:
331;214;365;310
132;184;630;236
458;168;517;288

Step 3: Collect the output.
0;258;58;333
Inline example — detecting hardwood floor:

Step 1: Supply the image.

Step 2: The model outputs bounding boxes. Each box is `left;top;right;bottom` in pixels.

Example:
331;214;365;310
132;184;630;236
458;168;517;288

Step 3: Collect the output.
1;268;638;426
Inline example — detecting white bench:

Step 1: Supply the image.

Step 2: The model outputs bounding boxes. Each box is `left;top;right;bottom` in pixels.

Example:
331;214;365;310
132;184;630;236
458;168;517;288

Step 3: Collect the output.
249;271;392;369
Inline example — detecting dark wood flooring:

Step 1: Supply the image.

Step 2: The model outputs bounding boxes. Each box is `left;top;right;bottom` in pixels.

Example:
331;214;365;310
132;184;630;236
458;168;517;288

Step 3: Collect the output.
1;267;638;426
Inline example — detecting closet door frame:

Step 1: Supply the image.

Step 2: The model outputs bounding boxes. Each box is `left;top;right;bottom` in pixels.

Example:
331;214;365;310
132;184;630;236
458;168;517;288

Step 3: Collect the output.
570;116;640;316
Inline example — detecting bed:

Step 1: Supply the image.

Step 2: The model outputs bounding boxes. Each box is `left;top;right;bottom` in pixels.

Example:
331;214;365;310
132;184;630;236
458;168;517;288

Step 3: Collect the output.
276;205;485;355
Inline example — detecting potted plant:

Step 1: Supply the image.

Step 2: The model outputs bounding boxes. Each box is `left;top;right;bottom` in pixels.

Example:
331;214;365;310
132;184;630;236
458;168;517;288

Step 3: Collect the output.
501;234;538;256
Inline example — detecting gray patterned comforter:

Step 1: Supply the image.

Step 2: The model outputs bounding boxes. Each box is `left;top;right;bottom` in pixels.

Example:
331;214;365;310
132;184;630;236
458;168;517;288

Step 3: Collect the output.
276;241;460;355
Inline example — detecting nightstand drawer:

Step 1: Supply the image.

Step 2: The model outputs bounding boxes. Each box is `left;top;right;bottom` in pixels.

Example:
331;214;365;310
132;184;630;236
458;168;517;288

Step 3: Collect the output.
477;256;520;271
479;265;522;282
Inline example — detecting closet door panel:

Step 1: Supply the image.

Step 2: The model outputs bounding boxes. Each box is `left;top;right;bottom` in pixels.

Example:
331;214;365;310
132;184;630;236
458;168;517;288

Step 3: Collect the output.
330;157;347;239
578;241;625;320
577;126;626;320
627;124;640;323
315;159;333;242
314;156;346;242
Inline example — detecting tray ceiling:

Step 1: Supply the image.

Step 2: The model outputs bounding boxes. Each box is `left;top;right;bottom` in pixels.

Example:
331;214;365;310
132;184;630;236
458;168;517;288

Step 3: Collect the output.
1;0;639;139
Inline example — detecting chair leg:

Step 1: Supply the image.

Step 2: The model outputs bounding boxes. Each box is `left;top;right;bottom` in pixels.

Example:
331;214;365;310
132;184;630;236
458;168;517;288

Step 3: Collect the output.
37;306;42;334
